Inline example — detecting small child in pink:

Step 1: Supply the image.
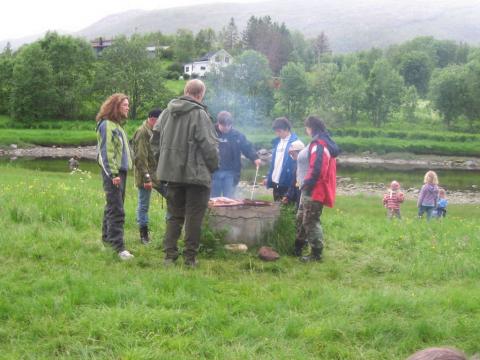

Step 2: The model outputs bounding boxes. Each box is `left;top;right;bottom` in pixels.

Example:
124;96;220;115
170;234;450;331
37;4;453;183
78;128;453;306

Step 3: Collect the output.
383;180;405;219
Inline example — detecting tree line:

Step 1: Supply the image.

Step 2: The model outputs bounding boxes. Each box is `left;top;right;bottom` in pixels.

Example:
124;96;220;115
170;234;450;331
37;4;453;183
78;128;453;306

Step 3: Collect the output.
0;16;479;131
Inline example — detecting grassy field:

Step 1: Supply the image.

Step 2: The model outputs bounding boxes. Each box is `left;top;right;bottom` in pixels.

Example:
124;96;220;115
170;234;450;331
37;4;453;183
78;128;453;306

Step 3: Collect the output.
1;166;479;359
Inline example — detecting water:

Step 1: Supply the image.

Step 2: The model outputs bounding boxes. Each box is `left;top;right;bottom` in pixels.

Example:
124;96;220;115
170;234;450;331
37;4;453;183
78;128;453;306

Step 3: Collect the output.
1;157;479;192
240;163;480;192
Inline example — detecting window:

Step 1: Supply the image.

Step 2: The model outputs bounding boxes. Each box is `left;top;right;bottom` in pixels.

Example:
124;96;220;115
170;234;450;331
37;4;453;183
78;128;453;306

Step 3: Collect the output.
225;57;230;63
215;55;221;62
200;66;206;70
185;66;190;72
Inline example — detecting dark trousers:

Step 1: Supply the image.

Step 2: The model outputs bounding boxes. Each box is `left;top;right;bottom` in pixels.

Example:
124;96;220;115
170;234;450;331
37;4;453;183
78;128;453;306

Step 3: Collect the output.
163;183;210;261
272;182;289;202
101;171;127;252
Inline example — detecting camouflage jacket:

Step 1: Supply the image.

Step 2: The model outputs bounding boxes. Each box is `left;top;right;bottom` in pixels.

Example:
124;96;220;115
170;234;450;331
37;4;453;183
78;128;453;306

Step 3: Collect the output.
132;121;158;188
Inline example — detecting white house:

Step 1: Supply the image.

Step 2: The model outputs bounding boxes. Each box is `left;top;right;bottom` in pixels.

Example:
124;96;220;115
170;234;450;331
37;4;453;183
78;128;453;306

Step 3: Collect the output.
184;49;232;77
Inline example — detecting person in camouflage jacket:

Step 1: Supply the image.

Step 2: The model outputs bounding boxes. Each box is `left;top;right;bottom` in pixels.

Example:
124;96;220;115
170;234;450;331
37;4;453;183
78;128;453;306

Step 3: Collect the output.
132;108;162;244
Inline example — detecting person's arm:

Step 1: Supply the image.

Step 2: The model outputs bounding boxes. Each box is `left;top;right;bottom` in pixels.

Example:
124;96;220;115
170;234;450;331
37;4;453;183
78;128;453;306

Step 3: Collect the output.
195;111;219;173
134;130;153;189
302;142;324;195
97;121;118;178
239;133;259;165
417;185;425;207
150;115;164;161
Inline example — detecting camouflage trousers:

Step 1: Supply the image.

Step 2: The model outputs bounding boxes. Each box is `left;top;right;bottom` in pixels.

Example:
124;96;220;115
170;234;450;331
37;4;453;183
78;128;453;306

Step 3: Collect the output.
295;193;324;251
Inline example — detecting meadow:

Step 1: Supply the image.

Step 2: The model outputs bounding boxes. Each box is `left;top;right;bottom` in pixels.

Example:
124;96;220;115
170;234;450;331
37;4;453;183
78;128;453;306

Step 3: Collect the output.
1;165;479;359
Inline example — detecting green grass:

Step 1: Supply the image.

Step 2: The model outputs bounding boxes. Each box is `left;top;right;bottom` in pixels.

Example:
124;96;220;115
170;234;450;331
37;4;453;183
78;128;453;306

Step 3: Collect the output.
1;166;480;359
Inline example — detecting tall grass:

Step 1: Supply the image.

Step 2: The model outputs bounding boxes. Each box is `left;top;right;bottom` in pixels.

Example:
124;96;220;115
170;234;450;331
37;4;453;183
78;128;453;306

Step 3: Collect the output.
1;166;479;358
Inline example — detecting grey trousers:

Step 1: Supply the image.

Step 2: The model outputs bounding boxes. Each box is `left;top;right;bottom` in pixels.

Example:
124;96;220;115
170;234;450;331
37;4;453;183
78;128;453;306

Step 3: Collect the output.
163;183;210;261
101;171;127;252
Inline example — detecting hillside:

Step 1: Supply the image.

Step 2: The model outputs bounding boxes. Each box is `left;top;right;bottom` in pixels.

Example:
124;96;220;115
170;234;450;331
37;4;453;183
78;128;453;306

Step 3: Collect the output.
75;0;480;52
2;0;480;53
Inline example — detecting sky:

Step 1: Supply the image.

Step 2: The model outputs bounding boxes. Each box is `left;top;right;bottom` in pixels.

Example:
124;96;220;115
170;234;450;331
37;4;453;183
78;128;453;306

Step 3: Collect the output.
0;0;263;40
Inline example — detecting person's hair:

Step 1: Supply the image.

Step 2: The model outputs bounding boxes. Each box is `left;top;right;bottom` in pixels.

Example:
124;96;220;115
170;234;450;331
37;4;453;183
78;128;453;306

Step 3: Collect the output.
96;93;129;122
424;170;439;185
304;115;326;135
272;117;291;131
217;111;234;126
439;188;446;196
407;347;468;360
148;108;162;119
184;79;206;99
390;180;400;189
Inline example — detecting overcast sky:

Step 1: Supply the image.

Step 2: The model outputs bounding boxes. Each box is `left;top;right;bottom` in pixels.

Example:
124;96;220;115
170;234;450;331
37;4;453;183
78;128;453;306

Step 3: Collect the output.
0;0;263;40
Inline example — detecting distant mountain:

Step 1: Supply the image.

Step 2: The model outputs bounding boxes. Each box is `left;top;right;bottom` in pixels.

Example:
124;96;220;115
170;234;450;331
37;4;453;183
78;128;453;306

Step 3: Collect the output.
2;0;480;53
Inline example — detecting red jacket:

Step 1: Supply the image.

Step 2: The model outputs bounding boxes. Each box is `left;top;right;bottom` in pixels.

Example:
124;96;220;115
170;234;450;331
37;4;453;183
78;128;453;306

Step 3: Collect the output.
302;134;340;208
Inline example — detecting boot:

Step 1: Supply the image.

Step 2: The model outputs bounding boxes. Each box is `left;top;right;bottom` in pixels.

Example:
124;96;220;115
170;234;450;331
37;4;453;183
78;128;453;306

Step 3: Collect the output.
300;247;322;262
294;241;306;257
139;226;149;245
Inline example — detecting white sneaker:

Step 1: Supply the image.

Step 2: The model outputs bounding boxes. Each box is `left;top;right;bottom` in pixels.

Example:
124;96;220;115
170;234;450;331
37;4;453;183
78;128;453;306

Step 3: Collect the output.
118;250;134;260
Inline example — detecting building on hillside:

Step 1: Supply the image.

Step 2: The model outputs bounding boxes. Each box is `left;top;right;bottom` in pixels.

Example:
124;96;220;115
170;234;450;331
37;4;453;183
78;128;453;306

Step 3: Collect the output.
146;45;171;58
91;37;113;56
183;49;232;77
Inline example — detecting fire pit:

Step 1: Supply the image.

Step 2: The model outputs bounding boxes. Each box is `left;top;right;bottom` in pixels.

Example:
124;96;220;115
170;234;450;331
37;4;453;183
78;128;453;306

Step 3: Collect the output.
207;198;281;246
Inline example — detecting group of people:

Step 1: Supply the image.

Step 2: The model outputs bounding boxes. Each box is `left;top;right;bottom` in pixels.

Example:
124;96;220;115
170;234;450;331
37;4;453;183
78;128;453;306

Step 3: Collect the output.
95;79;340;265
383;170;448;220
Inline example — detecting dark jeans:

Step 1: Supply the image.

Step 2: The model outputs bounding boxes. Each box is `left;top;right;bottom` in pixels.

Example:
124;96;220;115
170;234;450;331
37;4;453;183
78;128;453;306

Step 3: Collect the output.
102;171;127;252
272;182;289;202
163;183;210;261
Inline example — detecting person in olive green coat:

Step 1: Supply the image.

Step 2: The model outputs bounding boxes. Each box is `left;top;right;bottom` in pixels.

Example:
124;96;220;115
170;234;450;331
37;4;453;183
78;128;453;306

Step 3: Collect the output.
151;79;219;267
132;108;162;245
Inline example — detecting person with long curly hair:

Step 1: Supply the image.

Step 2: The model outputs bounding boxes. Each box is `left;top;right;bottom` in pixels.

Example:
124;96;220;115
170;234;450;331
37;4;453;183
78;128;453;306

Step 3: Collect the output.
96;93;134;260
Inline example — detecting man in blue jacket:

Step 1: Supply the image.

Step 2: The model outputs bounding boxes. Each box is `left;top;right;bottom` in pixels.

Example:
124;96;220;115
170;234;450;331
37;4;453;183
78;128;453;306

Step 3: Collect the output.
211;111;261;198
266;117;298;201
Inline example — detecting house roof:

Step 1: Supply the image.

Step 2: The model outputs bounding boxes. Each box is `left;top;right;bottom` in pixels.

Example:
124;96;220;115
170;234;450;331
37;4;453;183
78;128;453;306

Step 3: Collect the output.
196;50;218;62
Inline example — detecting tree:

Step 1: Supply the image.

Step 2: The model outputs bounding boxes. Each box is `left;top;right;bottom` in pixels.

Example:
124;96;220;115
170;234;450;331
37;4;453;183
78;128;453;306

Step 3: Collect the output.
312;32;331;63
311;63;339;112
429;65;469;129
174;29;196;63
11;43;57;121
289;31;316;71
333;65;367;125
365;59;404;127
242;16;293;74
402;85;418;123
204;50;273;126
96;36;174;120
278;62;309;123
0;44;14;115
397;51;433;97
195;28;217;56
219;18;240;54
39;32;95;119
464;60;480;130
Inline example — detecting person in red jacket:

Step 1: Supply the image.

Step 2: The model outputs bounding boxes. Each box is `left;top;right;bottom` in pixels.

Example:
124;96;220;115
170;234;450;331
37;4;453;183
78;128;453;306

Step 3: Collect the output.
383;180;405;219
296;116;340;261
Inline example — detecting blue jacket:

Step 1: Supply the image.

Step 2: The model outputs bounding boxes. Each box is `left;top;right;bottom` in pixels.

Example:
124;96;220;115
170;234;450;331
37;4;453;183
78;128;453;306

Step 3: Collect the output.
266;133;298;188
215;125;258;185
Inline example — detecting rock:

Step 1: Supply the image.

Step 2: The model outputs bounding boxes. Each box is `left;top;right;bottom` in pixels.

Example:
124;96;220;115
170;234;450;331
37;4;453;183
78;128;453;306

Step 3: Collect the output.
258;246;280;261
465;160;477;168
10;144;17;149
224;244;248;253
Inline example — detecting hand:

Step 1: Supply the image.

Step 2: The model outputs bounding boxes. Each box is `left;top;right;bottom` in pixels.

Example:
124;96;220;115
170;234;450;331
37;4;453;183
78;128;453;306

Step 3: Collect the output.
254;159;262;169
112;177;121;187
263;178;267;186
281;196;289;205
144;182;153;191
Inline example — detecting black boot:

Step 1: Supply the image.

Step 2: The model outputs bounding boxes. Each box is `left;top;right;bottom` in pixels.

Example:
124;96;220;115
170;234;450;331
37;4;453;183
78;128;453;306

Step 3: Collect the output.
300;247;322;262
139;226;149;245
294;241;306;257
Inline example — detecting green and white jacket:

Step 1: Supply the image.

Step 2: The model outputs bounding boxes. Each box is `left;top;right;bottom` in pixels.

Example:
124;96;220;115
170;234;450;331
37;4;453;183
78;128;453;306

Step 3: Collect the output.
96;119;133;177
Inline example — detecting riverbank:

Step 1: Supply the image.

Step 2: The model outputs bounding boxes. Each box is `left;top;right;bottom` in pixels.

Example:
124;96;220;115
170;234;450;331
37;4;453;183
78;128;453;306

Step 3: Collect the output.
2;145;480;171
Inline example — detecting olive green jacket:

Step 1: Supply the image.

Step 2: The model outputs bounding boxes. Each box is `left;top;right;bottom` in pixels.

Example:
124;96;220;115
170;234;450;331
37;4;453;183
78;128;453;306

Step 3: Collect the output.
151;96;219;187
132;121;158;188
